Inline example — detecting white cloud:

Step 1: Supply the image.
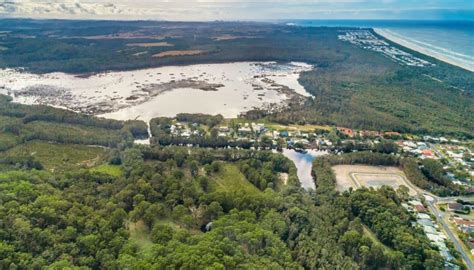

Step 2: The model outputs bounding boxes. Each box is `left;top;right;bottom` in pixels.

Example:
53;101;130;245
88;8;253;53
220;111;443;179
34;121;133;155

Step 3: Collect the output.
0;0;471;20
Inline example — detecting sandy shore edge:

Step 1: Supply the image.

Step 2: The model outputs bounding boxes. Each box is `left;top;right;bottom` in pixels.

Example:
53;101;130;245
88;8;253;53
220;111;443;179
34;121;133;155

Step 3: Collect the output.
374;28;473;73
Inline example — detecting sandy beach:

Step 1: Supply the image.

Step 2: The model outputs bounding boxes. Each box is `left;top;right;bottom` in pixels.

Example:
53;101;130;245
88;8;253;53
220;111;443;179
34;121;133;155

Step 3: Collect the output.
374;28;474;72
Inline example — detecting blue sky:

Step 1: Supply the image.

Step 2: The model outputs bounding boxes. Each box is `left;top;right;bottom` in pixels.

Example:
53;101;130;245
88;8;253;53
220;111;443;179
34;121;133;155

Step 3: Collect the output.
0;0;473;20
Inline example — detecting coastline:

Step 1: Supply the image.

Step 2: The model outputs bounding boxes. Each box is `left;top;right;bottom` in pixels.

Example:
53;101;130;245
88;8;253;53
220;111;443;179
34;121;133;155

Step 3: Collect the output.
374;28;474;72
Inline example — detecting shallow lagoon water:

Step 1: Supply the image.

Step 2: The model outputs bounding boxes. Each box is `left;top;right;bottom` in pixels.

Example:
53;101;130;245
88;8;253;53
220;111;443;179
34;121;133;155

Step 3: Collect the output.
0;61;313;122
281;149;328;190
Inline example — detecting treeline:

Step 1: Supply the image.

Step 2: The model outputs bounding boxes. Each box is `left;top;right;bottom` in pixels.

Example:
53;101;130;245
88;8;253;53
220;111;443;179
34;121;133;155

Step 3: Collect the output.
0;94;149;149
149;115;255;149
151;135;254;149
0;156;43;170
402;158;465;197
175;113;224;128
238;154;298;190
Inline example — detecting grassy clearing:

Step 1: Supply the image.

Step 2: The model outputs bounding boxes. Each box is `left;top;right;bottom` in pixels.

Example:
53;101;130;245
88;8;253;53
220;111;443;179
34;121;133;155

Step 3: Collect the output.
91;164;123;177
363;226;393;253
4;141;105;171
128;220;154;252
210;163;260;194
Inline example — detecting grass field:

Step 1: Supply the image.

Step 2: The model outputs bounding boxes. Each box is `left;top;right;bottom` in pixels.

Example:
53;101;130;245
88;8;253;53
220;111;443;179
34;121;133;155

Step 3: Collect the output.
4;141;106;172
128;220;154;253
211;163;260;194
91;164;123;177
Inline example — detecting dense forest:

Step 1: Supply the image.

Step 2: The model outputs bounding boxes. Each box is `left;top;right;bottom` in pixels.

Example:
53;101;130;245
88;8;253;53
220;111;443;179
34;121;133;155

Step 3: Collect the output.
0;97;465;268
0;19;473;136
1;144;459;269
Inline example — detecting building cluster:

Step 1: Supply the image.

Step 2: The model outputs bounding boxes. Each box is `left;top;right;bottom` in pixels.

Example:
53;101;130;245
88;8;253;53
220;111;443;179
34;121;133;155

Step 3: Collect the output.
397;140;437;159
392;136;473;190
338;30;434;68
403;200;455;263
169;122;203;137
160;119;473;190
444;201;474;256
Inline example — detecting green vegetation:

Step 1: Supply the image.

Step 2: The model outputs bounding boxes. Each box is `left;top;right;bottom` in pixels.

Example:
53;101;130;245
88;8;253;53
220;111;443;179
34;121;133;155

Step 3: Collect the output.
0;19;472;136
3;141;105;171
0;94;148;151
2;141;450;269
90;164;123;177
209;163;260;194
0;96;453;268
0;19;471;269
312;157;447;269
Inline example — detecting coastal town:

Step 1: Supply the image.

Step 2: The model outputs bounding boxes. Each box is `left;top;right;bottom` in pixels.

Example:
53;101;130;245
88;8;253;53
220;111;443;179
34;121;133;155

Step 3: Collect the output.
338;30;434;68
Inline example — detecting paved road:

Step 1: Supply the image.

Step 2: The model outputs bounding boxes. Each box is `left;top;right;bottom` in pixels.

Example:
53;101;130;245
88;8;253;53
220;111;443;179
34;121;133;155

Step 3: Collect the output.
399;175;474;268
426;200;474;270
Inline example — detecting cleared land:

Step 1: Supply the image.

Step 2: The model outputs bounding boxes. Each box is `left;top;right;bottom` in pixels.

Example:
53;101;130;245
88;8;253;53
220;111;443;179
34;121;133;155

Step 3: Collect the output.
210;163;260;194
127;42;173;47
4;141;105;172
153;50;205;58
333;165;417;195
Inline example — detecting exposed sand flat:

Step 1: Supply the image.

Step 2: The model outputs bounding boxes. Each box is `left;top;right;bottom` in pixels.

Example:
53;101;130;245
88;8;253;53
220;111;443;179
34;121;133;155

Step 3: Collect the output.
375;28;474;72
332;165;416;195
127;42;174;47
0;61;313;122
152;50;205;58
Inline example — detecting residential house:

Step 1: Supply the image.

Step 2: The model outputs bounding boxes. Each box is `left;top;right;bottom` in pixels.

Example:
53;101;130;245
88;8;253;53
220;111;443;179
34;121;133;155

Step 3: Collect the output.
453;218;474;233
447;203;463;212
414;204;427;213
337;127;354;137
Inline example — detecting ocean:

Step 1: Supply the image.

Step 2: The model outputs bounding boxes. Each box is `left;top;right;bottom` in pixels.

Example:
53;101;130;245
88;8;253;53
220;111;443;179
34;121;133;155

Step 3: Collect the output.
284;20;474;72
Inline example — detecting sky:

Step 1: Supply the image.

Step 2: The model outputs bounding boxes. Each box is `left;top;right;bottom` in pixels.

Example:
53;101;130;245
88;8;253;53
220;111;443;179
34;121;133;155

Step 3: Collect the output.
0;0;473;21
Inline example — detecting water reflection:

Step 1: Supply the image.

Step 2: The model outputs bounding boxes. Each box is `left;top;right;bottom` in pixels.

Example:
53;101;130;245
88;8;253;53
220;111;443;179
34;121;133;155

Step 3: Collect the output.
281;149;328;190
